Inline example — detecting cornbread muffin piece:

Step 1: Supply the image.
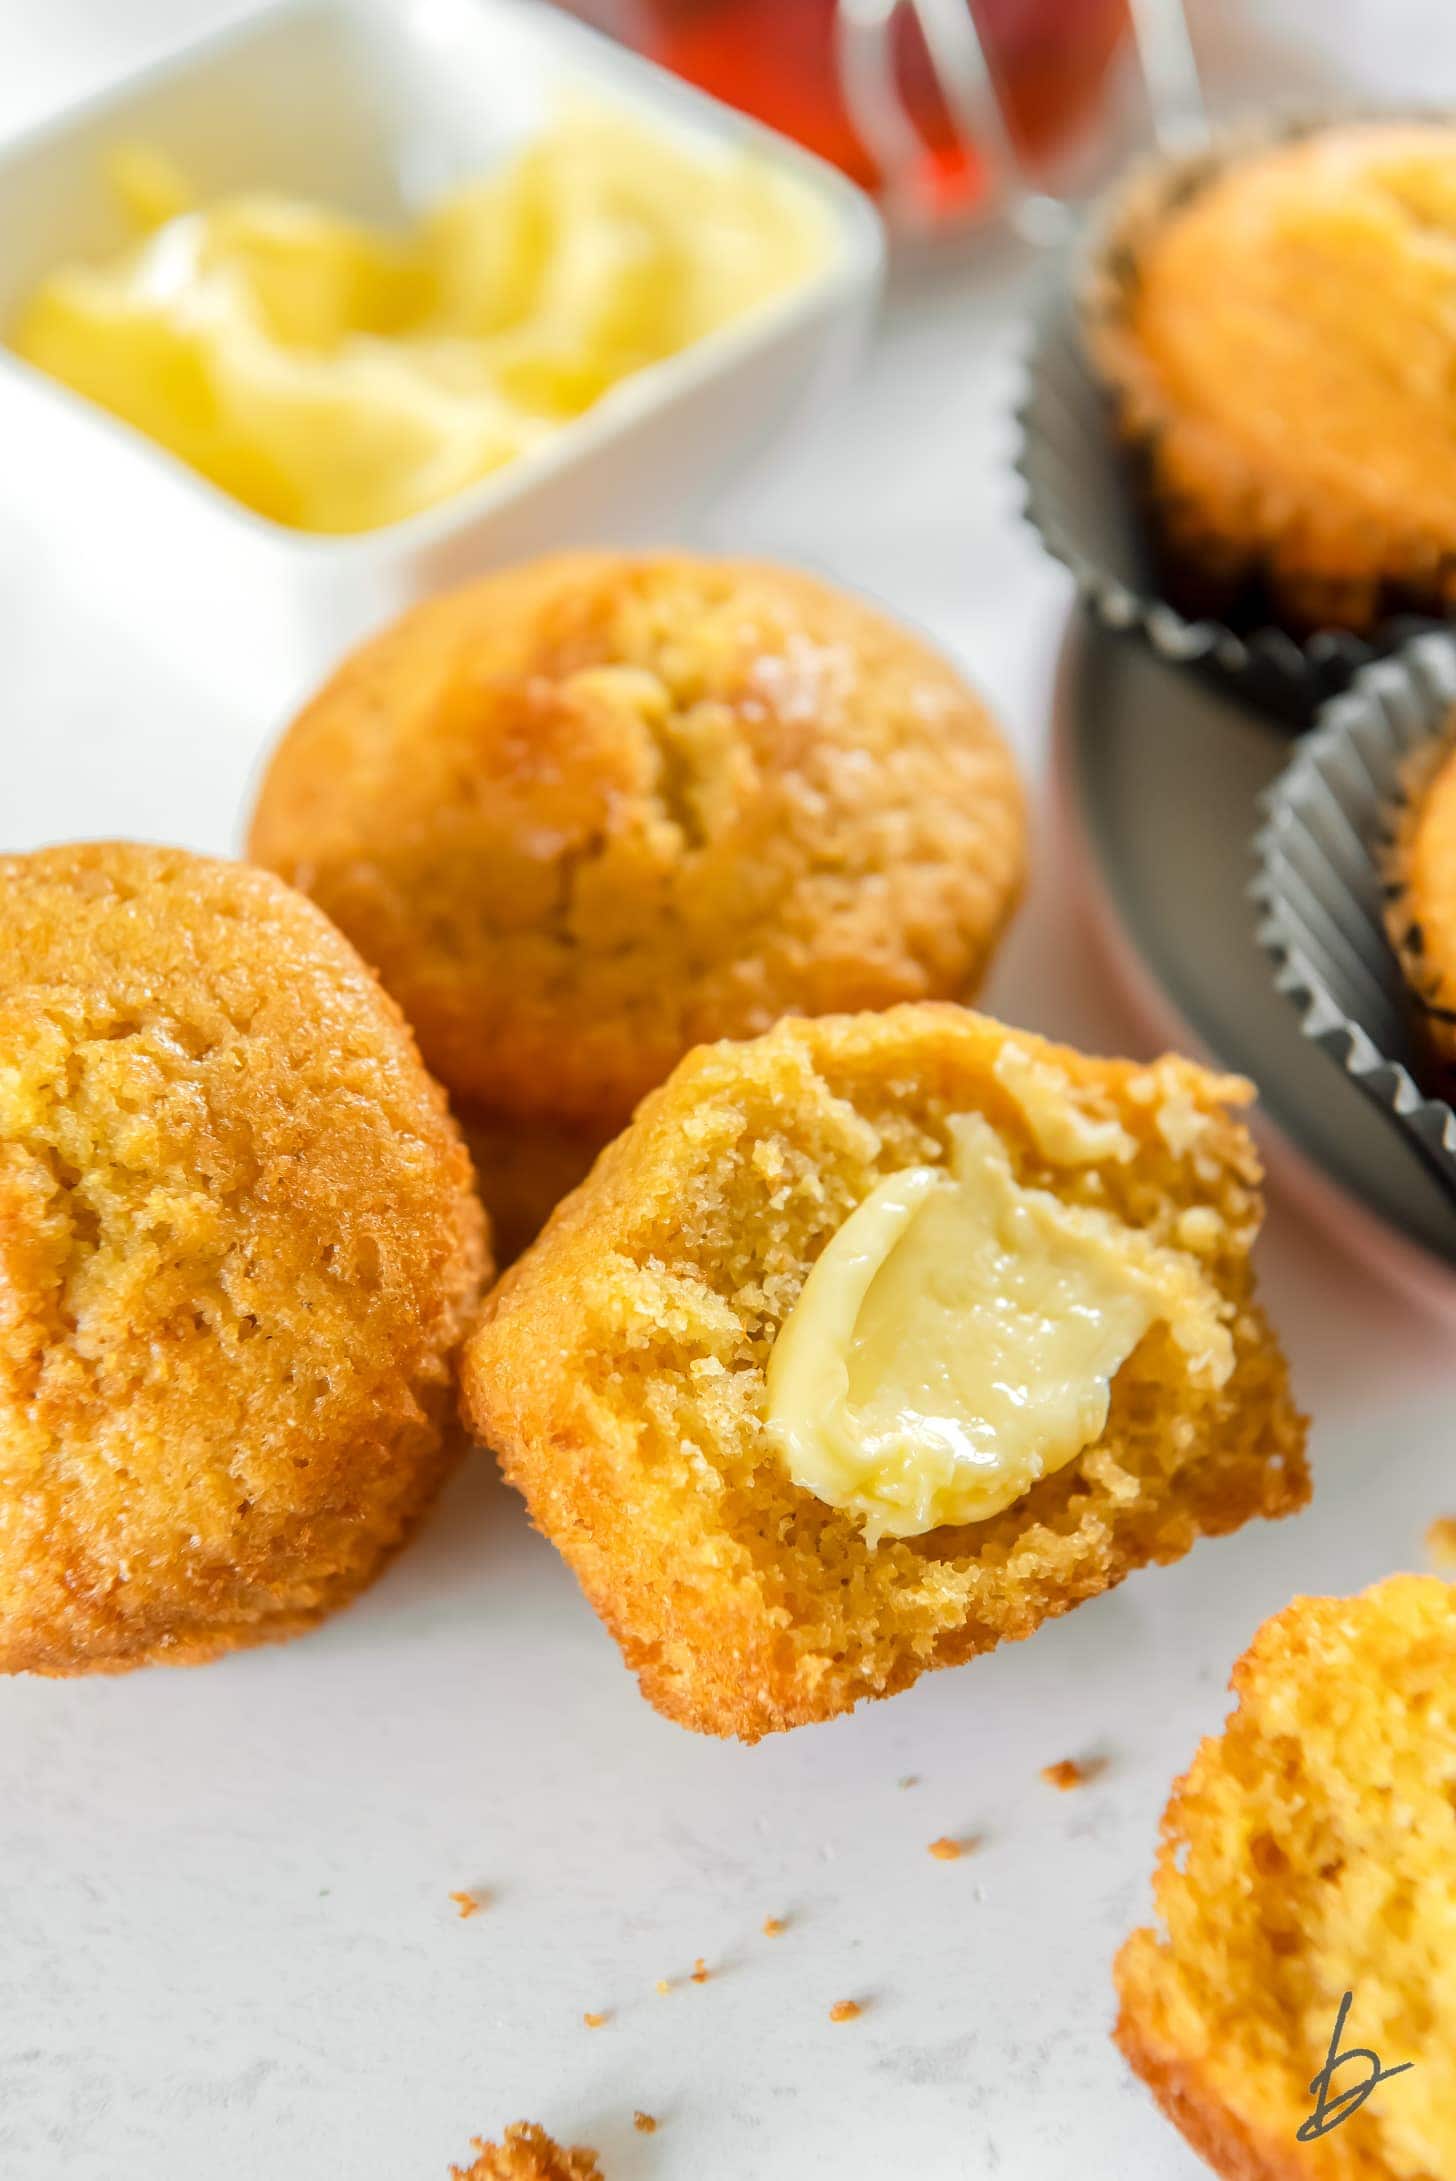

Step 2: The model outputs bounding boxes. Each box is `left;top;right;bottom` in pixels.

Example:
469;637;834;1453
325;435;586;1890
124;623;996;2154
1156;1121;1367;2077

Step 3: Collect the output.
1087;121;1456;635
1383;727;1456;1089
1115;1576;1456;2181
461;1005;1307;1740
0;842;488;1674
248;553;1026;1246
450;2124;602;2181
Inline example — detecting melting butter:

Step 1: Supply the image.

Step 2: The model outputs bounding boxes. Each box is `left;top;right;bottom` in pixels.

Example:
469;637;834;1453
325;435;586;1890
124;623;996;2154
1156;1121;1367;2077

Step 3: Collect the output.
764;1112;1231;1544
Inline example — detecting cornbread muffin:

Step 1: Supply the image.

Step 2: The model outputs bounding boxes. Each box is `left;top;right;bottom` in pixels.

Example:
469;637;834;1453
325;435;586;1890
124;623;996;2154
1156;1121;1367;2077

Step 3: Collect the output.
462;1005;1307;1740
1383;727;1456;1088
248;552;1026;1252
450;2123;601;2181
1116;1576;1456;2180
1087;121;1456;635
0;842;488;1674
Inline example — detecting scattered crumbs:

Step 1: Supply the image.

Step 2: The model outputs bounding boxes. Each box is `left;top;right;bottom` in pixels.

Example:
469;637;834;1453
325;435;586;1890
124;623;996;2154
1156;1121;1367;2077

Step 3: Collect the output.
927;1836;970;1861
1042;1756;1106;1792
582;2011;608;2030
1428;1516;1456;1569
633;2113;658;2136
762;1916;786;1938
655;1979;672;1996
829;1999;863;2024
690;1957;710;1984
450;1891;483;1920
898;1775;919;1790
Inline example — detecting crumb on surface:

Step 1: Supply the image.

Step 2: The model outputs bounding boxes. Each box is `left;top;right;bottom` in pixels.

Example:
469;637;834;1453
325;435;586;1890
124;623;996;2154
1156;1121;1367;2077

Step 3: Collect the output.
633;2112;658;2135
451;1891;482;1919
450;2120;602;2181
927;1835;968;1860
690;1957;710;1983
898;1775;920;1790
829;1999;863;2023
581;2012;608;2029
1427;1516;1456;1569
762;1916;786;1937
654;1978;671;1995
1042;1756;1104;1791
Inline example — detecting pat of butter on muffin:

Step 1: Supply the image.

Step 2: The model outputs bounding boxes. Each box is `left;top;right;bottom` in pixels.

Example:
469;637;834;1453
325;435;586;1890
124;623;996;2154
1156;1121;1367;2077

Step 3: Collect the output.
765;1102;1233;1544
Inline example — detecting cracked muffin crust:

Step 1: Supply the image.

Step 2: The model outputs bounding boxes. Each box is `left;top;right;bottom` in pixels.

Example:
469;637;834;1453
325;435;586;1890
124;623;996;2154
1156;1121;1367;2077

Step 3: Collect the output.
0;842;489;1674
461;1005;1307;1740
1086;121;1456;635
247;553;1026;1251
1116;1576;1456;2181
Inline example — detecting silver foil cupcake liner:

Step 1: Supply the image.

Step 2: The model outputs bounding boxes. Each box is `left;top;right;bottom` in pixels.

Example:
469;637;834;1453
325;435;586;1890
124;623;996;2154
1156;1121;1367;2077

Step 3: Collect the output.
1252;632;1456;1198
1016;114;1447;728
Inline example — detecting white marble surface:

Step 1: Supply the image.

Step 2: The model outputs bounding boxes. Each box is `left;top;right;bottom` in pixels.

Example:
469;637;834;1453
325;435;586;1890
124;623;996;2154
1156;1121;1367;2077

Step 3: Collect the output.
2;9;1455;2180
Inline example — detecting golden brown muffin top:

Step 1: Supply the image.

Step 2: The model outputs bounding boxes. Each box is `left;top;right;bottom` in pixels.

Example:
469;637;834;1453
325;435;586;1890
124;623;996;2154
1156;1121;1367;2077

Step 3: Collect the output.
1091;122;1456;629
248;553;1025;1130
1116;1574;1456;2180
0;842;487;1671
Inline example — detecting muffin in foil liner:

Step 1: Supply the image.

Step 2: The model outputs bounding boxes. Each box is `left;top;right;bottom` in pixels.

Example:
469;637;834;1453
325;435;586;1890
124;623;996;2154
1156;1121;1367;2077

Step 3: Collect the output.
1016;113;1447;727
1252;632;1456;1197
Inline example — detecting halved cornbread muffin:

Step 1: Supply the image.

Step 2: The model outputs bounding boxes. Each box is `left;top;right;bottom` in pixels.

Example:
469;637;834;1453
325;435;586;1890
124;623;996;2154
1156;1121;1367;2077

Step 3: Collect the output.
1116;1575;1456;2181
462;1005;1308;1740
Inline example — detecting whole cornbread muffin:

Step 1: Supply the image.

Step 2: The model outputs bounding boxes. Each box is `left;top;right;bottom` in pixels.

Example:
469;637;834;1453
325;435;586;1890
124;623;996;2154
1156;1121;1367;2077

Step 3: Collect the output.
0;843;489;1673
1384;727;1456;1089
1087;120;1456;635
462;1005;1307;1740
248;553;1026;1256
1116;1576;1456;2181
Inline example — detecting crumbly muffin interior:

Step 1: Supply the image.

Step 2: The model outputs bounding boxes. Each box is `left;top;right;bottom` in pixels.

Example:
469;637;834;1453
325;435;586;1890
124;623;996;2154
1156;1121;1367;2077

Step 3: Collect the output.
465;1007;1307;1738
1116;1576;1456;2179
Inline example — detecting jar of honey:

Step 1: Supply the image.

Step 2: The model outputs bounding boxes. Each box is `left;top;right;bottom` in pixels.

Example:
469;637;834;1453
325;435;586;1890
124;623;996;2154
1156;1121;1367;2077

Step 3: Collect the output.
570;0;1141;227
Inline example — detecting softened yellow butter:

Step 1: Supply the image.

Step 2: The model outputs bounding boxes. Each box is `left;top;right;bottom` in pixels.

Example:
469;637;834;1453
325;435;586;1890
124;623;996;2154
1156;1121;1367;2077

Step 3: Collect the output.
11;115;827;534
764;1111;1232;1544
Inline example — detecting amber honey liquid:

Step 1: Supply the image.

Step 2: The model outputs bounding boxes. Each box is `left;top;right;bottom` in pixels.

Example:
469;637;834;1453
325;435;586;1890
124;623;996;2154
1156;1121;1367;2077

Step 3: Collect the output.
630;0;1129;221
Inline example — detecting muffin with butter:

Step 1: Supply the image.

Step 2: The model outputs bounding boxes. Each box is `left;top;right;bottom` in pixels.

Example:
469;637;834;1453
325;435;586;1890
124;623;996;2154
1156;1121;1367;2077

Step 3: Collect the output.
249;553;1027;1260
0;842;488;1673
1116;1576;1456;2181
461;1004;1308;1740
1086;120;1456;636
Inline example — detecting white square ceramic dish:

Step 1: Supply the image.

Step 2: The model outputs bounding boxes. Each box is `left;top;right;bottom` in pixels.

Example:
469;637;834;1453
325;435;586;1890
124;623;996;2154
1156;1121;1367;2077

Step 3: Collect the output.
0;0;883;714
